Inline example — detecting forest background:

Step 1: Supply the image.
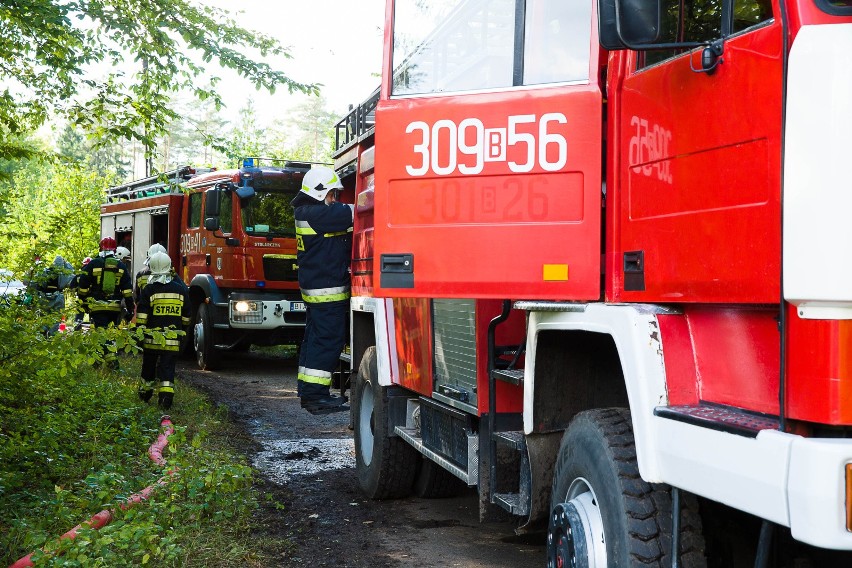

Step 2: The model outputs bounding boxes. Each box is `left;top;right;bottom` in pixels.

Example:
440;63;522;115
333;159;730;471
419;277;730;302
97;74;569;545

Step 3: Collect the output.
0;0;383;276
0;1;380;564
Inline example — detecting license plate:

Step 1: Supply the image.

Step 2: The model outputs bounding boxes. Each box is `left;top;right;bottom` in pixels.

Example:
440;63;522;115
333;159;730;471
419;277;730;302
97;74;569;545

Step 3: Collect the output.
289;301;306;312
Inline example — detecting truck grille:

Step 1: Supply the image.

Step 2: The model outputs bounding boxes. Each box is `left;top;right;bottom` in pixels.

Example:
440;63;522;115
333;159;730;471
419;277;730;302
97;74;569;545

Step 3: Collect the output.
263;254;298;281
432;299;477;406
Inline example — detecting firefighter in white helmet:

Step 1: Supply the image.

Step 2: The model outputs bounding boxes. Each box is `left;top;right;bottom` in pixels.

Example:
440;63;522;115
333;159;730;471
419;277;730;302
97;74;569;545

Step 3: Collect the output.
134;243;168;304
115;246;131;263
291;166;353;415
135;251;191;409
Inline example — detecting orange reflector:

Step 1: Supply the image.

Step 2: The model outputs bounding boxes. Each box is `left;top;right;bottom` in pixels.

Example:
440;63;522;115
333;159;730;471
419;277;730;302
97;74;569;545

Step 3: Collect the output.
847;464;852;531
543;264;569;281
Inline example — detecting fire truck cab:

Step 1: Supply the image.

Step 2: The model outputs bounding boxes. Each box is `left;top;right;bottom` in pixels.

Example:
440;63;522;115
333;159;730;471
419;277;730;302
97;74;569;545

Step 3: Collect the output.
101;159;310;369
335;0;852;564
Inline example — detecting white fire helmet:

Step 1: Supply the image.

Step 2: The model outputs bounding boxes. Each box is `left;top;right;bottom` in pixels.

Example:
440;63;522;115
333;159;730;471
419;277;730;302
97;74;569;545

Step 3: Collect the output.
148;252;172;275
115;246;130;261
145;243;167;265
299;166;342;202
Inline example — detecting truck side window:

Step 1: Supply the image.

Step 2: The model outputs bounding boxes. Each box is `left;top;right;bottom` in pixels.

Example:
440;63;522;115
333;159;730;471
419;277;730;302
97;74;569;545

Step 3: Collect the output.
523;0;591;85
639;0;772;68
220;191;233;234
733;0;773;32
188;192;202;228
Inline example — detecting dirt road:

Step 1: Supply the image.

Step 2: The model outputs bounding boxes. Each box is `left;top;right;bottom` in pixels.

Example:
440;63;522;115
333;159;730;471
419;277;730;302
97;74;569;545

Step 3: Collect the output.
179;350;546;568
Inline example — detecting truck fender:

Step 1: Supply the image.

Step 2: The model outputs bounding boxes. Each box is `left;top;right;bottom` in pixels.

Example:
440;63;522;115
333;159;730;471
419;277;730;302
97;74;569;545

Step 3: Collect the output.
523;303;671;483
188;273;227;307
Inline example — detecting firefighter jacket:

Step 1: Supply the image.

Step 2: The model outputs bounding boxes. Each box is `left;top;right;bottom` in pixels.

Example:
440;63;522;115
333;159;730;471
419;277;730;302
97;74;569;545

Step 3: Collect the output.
77;254;133;314
135;277;191;352
135;267;182;304
294;200;353;304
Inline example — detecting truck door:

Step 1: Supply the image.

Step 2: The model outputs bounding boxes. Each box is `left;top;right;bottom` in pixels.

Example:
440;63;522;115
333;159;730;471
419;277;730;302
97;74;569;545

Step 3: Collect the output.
373;0;603;301
181;190;205;283
610;0;781;304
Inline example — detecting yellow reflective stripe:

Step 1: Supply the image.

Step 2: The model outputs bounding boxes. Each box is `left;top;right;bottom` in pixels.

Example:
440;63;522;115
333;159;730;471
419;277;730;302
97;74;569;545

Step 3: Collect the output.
296;226;317;236
143;338;182;351
181;317;191;325
137;314;148;324
151;292;184;300
297;367;332;386
323;227;354;237
263;254;296;260
151;298;183;307
303;292;350;303
87;299;121;312
301;285;350;304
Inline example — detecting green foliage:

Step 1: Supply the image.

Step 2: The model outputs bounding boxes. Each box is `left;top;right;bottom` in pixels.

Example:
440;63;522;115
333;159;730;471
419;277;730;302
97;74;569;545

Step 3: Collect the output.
0;309;263;566
0;0;318;165
0;152;109;275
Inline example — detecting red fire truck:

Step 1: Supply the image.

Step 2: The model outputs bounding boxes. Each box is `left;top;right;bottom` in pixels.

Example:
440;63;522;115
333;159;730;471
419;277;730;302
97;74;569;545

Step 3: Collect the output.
100;159;311;370
333;0;852;565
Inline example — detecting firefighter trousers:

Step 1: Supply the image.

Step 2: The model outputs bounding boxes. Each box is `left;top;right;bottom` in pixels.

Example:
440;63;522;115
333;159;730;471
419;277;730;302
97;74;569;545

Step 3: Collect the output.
297;300;348;398
141;349;178;383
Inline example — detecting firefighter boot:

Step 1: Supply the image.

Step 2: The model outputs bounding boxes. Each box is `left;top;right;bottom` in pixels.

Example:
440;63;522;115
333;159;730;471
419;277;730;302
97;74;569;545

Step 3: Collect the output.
158;381;174;410
138;380;156;403
300;393;349;415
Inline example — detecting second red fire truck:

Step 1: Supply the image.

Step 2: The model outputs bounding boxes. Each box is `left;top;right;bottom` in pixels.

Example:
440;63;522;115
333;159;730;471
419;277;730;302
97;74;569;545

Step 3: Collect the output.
101;159;311;369
332;0;852;565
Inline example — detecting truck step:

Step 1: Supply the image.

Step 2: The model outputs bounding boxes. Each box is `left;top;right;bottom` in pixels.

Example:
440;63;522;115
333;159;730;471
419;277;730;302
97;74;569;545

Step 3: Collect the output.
491;368;524;385
493;491;529;516
492;430;525;450
395;426;478;486
654;403;780;438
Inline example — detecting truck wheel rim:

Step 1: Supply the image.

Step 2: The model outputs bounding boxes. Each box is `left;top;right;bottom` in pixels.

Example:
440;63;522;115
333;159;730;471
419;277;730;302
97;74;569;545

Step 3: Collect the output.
547;478;606;568
358;382;375;466
194;322;204;361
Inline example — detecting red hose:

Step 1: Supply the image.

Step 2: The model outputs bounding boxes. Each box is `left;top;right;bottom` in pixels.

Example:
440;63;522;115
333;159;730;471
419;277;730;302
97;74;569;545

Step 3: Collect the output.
9;416;176;568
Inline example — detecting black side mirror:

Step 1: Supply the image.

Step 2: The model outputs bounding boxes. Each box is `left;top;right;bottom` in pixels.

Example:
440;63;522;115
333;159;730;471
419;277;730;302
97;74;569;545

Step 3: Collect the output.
204;217;219;231
599;0;662;50
204;187;220;217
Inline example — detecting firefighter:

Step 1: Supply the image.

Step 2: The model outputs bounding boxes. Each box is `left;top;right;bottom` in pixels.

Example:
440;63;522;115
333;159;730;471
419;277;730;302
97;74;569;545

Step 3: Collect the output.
135;251;190;409
76;237;134;328
76;237;133;368
33;255;74;312
115;246;131;264
292;166;353;415
134;243;168;304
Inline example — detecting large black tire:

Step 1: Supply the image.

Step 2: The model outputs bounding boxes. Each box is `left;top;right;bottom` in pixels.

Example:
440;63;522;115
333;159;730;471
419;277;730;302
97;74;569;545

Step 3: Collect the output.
548;408;706;568
413;457;465;499
353;347;419;499
193;303;220;371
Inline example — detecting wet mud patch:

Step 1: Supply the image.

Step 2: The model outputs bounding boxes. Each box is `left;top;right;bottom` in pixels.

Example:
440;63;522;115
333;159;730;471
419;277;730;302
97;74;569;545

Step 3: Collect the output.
253;438;355;485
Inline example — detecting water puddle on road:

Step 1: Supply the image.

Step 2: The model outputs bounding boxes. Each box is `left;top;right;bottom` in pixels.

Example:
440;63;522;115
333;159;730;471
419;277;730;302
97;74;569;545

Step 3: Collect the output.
253;438;355;484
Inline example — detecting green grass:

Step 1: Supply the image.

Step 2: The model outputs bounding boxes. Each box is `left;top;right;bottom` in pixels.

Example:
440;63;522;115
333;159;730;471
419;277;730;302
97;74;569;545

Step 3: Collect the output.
0;304;279;567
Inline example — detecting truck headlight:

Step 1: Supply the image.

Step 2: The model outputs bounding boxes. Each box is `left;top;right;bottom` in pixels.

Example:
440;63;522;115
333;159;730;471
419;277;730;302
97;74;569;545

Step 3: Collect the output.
234;301;258;313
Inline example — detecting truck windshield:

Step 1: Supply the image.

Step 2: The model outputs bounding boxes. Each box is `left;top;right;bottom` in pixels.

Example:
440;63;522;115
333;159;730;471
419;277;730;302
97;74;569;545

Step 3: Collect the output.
241;189;297;237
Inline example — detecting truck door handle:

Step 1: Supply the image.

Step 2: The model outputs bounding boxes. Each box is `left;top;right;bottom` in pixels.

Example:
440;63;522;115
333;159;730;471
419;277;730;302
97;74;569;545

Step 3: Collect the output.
380;253;414;289
205;254;211;266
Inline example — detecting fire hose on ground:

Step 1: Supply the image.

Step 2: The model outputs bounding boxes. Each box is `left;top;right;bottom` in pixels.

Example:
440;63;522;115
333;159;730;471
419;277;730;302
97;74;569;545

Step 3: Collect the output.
9;416;177;568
